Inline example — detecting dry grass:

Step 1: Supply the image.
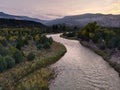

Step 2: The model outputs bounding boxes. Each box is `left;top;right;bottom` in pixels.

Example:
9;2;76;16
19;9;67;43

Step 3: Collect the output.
0;42;66;90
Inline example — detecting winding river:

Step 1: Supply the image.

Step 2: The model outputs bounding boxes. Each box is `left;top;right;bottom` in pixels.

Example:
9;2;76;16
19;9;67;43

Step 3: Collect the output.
48;34;120;90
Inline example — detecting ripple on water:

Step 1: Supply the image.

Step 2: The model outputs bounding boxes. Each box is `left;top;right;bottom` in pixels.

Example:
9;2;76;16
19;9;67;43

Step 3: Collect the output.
47;34;120;90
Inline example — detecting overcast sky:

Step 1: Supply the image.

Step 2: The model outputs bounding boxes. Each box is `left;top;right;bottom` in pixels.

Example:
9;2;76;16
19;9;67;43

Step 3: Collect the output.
0;0;119;20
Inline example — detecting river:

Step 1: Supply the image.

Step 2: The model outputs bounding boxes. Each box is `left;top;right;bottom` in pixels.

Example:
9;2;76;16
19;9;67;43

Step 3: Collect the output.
48;34;120;90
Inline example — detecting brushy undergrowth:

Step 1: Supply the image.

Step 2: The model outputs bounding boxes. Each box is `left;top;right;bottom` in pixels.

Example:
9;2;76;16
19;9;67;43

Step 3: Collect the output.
0;42;66;90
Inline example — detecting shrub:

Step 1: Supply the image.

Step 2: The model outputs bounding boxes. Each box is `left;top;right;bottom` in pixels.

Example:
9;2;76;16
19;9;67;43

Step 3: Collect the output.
0;44;8;56
39;35;49;44
49;37;53;44
13;50;24;63
43;42;50;49
27;52;35;61
9;46;18;55
37;44;43;50
0;55;7;72
5;56;15;69
0;39;7;46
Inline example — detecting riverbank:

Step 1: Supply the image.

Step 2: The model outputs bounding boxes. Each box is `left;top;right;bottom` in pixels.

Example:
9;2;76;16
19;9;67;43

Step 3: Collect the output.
60;34;78;40
80;41;120;76
49;34;120;90
0;41;66;90
61;34;120;76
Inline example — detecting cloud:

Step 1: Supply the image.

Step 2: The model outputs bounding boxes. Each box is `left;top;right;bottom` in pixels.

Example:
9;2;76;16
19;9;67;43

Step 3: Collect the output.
111;1;120;14
0;0;119;20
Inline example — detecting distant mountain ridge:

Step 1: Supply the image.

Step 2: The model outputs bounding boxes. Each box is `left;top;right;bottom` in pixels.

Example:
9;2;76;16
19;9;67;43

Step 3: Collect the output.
46;13;120;28
0;12;48;24
0;18;46;28
0;12;120;28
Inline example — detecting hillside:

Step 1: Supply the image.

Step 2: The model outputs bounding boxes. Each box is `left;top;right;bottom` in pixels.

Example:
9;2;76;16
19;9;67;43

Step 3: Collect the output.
46;13;120;28
0;12;47;24
0;18;46;28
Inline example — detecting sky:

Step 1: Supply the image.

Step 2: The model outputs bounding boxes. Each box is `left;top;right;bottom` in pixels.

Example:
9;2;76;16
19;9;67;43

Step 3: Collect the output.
0;0;119;20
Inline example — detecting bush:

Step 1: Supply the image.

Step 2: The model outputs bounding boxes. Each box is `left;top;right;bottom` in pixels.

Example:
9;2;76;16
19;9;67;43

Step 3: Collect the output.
43;42;50;49
9;46;18;55
0;55;7;72
5;56;15;69
27;52;35;61
37;44;43;50
49;37;53;44
13;50;24;63
0;44;8;56
0;40;7;46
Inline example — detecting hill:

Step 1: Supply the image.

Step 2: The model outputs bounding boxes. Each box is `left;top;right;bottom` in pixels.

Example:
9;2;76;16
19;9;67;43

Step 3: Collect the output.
0;12;47;24
0;18;46;28
46;13;120;28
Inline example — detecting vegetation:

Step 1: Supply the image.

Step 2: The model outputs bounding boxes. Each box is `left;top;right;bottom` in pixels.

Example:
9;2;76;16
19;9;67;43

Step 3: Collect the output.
0;18;46;28
27;52;35;61
47;24;80;33
60;31;78;40
62;22;120;76
0;27;66;90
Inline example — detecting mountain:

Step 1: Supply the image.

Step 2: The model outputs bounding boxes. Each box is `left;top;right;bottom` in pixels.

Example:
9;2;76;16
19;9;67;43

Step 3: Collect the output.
1;12;120;28
46;13;120;28
0;12;48;24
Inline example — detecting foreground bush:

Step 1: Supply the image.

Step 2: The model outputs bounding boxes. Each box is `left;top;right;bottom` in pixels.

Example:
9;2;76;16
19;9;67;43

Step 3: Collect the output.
0;55;7;72
13;50;24;63
0;44;8;56
5;56;15;69
27;52;35;61
0;42;66;90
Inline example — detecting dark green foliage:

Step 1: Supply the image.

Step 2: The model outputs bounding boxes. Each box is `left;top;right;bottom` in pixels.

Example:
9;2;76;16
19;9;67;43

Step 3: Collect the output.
39;35;49;44
48;24;79;33
0;44;8;56
27;52;35;61
78;22;120;50
0;55;7;72
13;50;24;63
36;35;53;50
5;56;15;68
0;39;7;46
63;32;76;37
79;21;100;41
0;27;52;73
43;42;51;49
16;37;28;50
37;44;43;50
49;37;53;44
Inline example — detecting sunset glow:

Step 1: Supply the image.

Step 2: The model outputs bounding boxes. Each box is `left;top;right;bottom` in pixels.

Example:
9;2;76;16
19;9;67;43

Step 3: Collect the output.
0;0;119;20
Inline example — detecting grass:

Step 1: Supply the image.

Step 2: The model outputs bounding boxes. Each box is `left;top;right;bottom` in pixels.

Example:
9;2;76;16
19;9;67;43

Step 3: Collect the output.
0;41;66;90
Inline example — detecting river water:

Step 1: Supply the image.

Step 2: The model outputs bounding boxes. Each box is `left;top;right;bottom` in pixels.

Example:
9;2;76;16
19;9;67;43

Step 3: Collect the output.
48;34;120;90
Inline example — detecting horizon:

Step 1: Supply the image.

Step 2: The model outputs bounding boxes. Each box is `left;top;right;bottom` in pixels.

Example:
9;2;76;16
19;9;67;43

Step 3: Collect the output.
1;12;120;21
0;0;120;20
